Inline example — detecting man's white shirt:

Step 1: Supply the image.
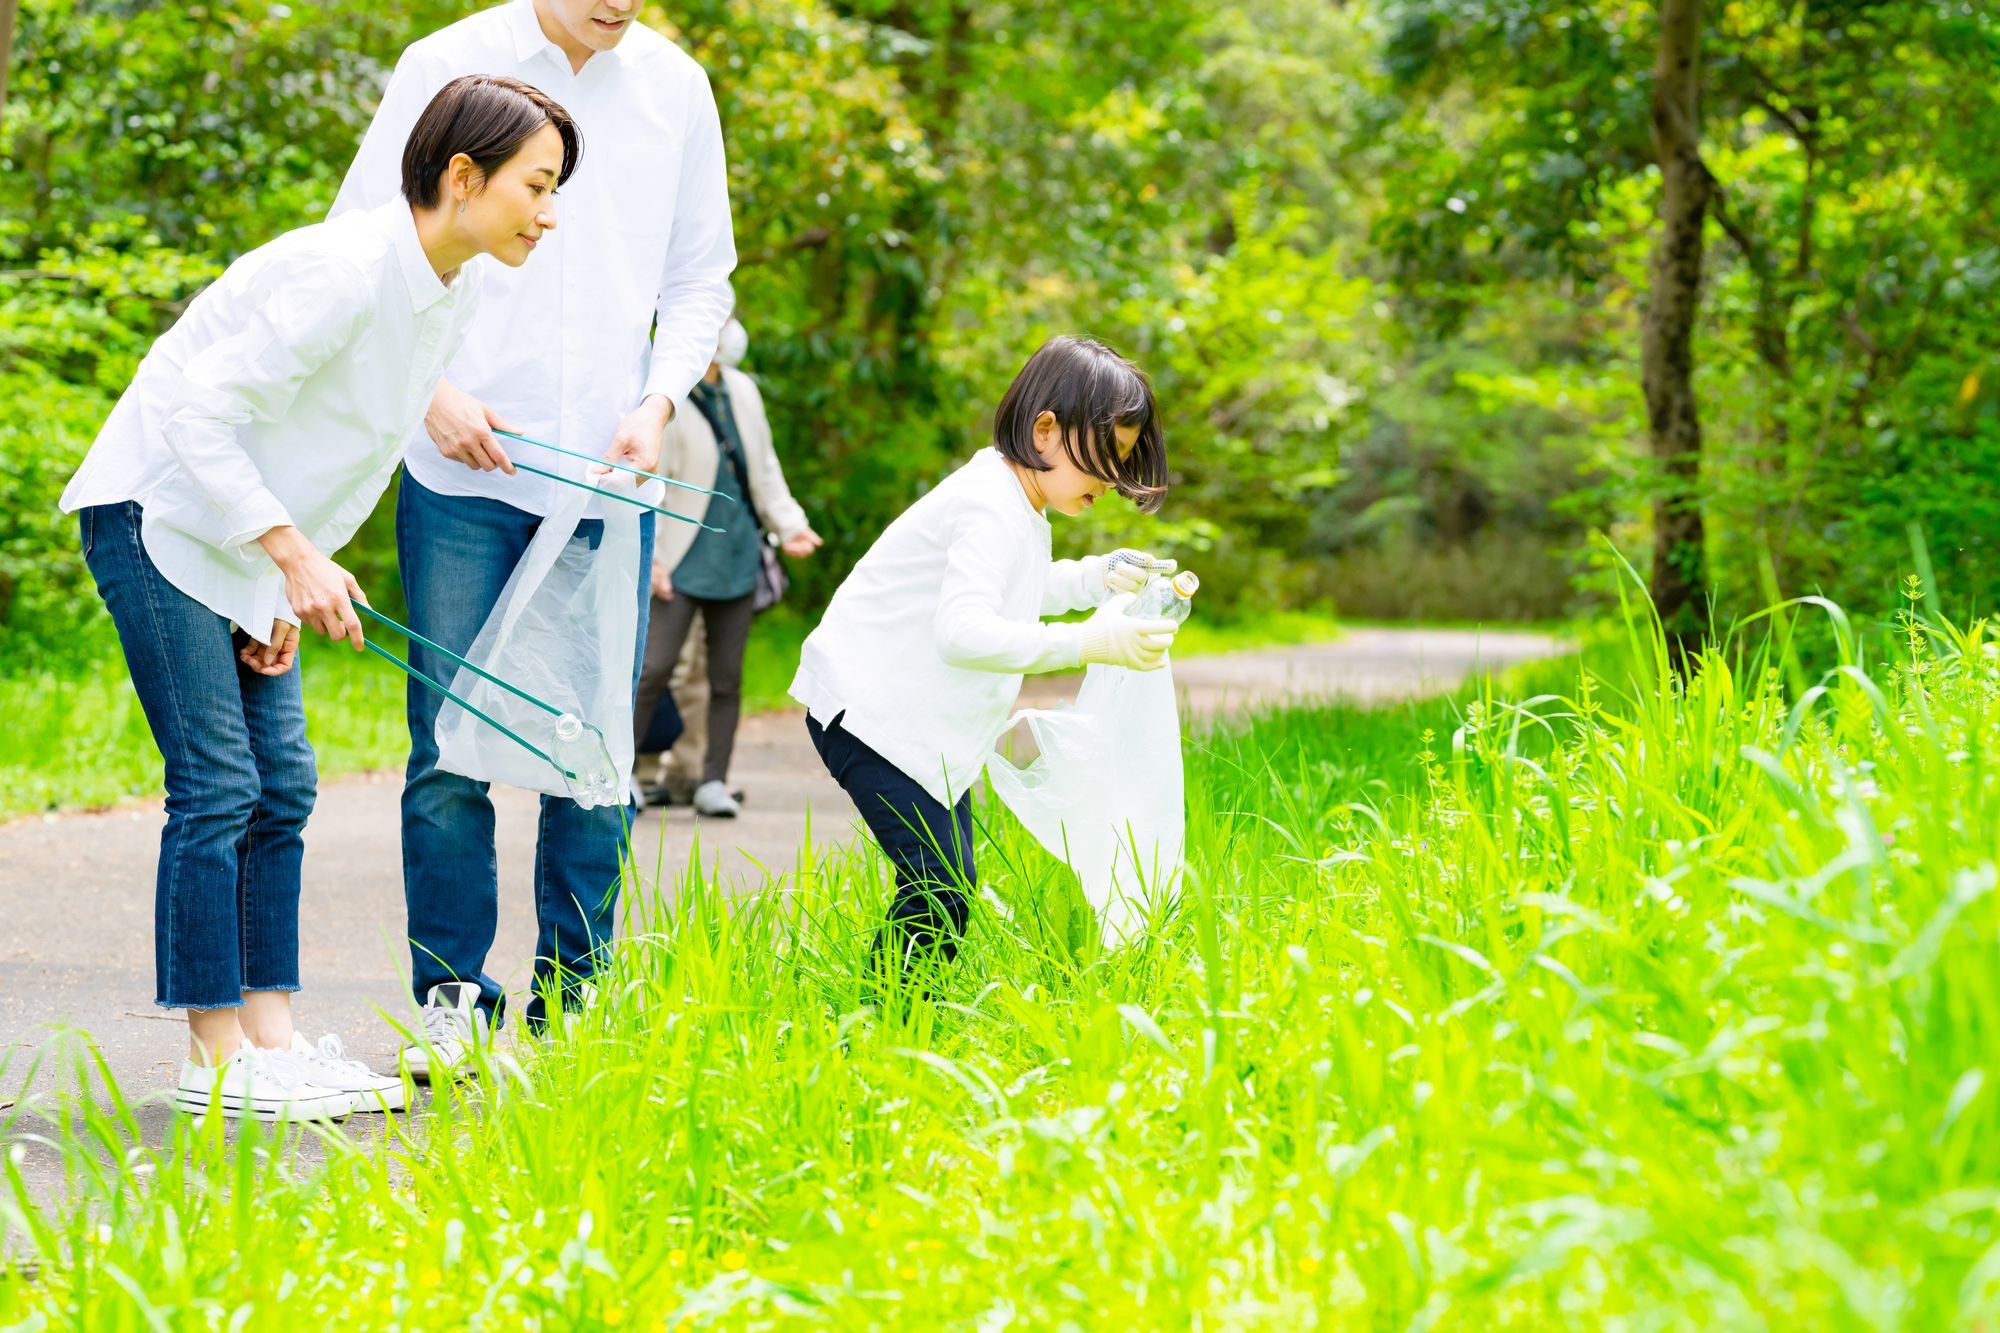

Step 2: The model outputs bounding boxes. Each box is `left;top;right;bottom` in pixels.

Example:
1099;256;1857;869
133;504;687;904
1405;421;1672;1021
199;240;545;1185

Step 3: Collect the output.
331;0;737;519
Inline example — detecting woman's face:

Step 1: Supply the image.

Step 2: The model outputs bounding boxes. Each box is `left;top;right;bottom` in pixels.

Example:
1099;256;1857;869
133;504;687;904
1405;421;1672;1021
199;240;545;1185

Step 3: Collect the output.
453;122;564;268
1027;411;1140;517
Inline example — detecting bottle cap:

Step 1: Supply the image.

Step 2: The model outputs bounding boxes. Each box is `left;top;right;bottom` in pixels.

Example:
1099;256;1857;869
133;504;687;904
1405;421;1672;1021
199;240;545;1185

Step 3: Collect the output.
1171;571;1200;598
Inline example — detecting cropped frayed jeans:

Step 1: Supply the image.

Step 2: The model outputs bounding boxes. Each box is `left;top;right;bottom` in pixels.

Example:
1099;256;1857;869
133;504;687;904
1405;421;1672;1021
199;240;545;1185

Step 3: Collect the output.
396;473;652;1029
81;502;316;1010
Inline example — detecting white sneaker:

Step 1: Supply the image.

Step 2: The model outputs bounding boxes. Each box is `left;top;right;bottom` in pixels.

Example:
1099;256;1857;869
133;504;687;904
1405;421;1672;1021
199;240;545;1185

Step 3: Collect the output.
285;1032;408;1112
176;1040;357;1123
399;982;488;1085
692;780;740;818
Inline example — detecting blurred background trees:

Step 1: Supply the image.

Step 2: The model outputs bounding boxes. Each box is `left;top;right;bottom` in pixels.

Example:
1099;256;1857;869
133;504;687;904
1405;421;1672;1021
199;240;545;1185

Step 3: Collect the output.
2;0;1997;673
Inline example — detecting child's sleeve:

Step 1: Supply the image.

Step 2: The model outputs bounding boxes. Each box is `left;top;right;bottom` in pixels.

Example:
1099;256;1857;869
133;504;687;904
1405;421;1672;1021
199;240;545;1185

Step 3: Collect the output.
933;509;1084;673
1042;555;1108;615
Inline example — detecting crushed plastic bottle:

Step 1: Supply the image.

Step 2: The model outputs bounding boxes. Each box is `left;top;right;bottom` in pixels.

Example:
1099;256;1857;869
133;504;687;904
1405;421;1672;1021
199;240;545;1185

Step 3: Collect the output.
552;712;623;809
1130;570;1200;625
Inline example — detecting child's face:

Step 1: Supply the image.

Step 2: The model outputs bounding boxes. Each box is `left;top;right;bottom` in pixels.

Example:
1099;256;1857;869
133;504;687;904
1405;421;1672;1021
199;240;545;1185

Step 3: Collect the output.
1028;411;1140;517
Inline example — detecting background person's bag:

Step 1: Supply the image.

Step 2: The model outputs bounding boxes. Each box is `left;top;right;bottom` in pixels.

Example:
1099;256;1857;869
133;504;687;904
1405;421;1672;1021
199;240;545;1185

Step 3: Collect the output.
984;609;1185;945
688;383;788;615
434;463;661;806
753;538;788;614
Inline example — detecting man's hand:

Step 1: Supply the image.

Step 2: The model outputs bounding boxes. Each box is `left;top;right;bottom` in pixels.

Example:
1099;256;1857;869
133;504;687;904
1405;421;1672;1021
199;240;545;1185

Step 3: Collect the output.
426;377;519;474
238;622;300;676
651;558;675;601
606;394;673;482
257;526;369;650
781;527;823;559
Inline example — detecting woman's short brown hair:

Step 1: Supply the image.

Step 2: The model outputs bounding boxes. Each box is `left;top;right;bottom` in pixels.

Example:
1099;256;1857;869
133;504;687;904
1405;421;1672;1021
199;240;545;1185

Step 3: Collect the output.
401;75;582;210
992;336;1168;514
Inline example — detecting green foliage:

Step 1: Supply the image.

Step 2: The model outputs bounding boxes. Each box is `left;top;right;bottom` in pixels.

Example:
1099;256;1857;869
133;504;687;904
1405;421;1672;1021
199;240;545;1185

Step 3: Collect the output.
16;614;2000;1323
1374;0;2000;623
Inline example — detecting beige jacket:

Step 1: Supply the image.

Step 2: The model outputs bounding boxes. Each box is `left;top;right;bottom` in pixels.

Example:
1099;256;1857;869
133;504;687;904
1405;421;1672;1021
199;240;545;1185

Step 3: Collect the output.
652;365;810;573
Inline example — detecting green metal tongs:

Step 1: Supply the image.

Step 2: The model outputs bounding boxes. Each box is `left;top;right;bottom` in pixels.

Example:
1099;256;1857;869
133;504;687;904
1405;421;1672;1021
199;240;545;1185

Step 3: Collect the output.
490;427;733;532
349;601;574;778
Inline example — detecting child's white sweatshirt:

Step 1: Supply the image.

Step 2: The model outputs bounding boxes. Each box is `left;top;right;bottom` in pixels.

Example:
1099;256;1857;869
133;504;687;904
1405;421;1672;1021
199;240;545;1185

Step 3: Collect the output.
790;447;1115;806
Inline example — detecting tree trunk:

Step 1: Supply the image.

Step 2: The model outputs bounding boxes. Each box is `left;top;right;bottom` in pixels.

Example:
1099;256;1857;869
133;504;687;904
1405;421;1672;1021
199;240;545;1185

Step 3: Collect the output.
1643;0;1713;666
0;0;18;113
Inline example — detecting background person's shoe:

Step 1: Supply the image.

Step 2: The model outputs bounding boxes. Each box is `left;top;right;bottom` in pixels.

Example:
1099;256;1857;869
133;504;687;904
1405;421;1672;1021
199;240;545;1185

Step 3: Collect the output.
692;780;740;818
286;1031;408;1111
399;982;488;1085
176;1040;357;1123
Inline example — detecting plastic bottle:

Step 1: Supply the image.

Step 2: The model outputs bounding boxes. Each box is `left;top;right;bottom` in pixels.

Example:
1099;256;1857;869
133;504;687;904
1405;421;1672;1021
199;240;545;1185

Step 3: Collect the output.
552;712;623;809
1131;570;1200;625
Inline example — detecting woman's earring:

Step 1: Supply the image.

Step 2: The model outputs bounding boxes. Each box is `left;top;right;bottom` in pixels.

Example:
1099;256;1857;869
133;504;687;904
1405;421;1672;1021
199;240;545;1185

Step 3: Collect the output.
456;199;467;215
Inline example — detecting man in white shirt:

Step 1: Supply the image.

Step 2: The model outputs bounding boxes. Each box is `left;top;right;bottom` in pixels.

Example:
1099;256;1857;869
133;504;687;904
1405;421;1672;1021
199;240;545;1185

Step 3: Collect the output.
331;0;735;1065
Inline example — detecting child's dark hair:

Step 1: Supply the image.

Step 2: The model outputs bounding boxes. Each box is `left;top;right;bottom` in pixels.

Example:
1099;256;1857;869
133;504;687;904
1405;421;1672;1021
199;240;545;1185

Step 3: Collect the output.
401;75;583;209
993;336;1167;514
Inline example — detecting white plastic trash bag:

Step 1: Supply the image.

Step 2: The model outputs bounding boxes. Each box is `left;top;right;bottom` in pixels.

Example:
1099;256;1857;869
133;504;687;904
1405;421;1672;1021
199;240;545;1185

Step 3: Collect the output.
985;621;1185;945
435;463;662;808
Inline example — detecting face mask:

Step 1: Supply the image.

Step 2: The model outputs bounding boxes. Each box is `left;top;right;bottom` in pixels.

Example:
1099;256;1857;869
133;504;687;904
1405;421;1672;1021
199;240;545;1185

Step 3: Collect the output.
717;318;749;368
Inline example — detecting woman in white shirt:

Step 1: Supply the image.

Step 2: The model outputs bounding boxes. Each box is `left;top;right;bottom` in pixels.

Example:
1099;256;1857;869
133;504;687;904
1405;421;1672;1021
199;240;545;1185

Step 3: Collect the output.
58;74;580;1122
791;336;1179;980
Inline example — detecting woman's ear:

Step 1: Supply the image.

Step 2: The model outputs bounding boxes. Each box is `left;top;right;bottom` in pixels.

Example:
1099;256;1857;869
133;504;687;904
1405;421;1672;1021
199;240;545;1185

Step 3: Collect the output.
446;152;477;210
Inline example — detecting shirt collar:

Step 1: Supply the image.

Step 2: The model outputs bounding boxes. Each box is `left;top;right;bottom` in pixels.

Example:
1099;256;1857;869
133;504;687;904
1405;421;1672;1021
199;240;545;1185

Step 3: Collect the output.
382;201;456;314
508;0;558;63
508;0;635;73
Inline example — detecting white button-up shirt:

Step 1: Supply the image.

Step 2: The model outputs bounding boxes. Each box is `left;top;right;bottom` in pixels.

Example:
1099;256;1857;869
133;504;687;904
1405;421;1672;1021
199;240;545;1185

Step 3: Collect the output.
790;448;1112;807
61;201;482;644
329;0;737;520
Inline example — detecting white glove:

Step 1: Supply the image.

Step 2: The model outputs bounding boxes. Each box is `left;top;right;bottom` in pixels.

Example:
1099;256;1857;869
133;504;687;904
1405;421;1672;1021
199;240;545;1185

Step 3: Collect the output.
1098;549;1177;597
1078;593;1175;671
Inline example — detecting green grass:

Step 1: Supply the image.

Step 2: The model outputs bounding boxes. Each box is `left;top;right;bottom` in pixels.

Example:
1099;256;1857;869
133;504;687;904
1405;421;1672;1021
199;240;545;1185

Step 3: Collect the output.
0;606;1340;823
9;602;2000;1327
0;643;414;823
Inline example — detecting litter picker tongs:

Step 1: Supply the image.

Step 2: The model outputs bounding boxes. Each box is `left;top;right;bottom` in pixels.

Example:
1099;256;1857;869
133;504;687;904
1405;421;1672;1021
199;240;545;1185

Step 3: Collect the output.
490;427;734;532
349;602;591;785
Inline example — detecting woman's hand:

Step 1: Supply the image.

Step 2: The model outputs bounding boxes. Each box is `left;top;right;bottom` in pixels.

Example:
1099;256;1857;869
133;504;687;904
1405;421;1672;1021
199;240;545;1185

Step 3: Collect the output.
606;394;672;481
650;558;675;601
238;622;300;676
782;527;823;559
426;377;519;474
257;526;368;649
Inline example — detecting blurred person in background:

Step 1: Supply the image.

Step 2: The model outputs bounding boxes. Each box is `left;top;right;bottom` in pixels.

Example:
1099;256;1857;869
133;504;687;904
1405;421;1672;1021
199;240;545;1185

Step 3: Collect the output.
633;316;820;818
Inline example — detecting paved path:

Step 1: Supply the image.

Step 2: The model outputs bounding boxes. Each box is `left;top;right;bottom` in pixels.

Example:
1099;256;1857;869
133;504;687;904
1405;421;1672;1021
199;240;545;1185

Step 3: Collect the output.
0;628;1564;1191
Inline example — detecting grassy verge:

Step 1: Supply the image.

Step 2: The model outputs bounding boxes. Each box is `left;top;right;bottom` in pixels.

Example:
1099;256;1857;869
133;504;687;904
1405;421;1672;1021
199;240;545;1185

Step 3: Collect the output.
0;605;1345;822
10;609;1999;1325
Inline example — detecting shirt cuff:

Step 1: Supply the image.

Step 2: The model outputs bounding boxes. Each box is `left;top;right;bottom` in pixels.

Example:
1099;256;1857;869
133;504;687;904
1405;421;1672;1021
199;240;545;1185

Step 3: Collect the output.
640;361;696;419
1040;621;1085;672
217;492;296;564
1078;554;1109;604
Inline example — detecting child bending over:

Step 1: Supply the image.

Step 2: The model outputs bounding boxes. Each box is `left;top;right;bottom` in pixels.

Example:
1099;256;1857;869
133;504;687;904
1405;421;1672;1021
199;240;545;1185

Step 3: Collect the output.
791;335;1178;976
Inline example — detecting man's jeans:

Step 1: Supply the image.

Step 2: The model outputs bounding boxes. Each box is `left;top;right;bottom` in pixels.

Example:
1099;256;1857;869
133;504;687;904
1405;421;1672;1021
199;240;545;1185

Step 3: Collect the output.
397;473;653;1027
81;502;315;1010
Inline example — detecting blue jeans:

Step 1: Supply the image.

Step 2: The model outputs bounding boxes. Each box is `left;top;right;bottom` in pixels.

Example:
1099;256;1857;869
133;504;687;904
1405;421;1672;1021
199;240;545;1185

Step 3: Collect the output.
806;712;975;970
80;502;316;1010
397;473;653;1028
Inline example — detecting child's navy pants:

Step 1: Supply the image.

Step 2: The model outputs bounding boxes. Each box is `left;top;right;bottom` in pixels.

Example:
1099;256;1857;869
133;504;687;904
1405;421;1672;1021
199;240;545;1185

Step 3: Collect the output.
807;711;975;969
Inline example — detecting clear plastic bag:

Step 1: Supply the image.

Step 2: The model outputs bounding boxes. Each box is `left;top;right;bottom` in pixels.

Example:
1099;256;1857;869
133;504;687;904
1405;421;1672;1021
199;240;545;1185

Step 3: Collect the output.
985;595;1186;944
434;464;661;808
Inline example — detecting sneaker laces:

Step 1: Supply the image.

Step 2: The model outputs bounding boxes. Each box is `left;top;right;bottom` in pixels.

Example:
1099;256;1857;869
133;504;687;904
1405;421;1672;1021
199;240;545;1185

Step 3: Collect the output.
310;1033;375;1079
420;1001;474;1046
255;1046;319;1091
